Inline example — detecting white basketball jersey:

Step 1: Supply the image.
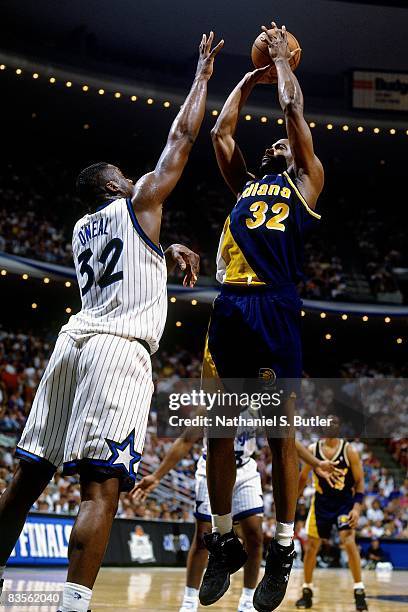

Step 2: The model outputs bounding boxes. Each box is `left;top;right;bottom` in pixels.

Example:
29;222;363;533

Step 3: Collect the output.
201;409;257;466
62;198;167;354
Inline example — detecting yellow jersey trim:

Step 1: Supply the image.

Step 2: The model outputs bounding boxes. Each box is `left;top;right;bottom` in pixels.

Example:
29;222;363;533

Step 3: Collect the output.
219;217;266;286
283;171;321;220
306;496;319;539
202;333;220;380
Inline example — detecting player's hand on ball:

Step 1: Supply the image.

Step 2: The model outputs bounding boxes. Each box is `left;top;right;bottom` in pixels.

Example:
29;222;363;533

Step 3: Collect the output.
131;474;160;501
261;22;301;64
347;507;360;529
195;31;224;80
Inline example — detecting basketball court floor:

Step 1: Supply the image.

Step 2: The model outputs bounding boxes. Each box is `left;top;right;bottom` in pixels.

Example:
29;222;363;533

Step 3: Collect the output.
1;567;407;611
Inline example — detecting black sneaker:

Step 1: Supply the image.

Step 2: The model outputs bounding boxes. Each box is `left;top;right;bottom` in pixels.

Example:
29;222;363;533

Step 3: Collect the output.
253;539;295;612
295;587;313;609
199;530;248;606
354;588;368;611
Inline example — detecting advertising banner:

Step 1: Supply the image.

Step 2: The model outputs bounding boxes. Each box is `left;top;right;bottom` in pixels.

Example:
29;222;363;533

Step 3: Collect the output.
352;70;408;112
8;514;195;567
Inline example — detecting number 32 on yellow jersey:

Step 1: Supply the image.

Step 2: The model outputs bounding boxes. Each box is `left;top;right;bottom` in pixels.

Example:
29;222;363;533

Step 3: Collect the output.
245;200;289;232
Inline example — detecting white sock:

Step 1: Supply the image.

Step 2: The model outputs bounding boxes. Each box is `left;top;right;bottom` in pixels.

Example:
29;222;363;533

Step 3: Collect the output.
302;582;313;589
211;513;232;535
354;582;365;590
0;566;5;580
61;582;92;612
240;587;255;601
183;585;199;600
275;521;294;547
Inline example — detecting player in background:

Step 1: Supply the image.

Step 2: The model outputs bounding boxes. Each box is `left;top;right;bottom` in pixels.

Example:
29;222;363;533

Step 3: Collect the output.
133;418;342;612
0;32;223;612
200;22;324;612
296;438;368;611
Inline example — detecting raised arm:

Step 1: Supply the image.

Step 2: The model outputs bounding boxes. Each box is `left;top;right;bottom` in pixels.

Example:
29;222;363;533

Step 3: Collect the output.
211;66;270;197
262;22;324;208
132;32;223;216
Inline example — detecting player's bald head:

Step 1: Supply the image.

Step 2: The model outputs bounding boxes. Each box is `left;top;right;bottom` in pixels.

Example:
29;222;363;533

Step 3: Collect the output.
76;162;133;207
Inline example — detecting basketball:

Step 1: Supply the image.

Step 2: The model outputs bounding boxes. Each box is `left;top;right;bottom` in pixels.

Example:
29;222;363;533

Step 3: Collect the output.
251;29;302;79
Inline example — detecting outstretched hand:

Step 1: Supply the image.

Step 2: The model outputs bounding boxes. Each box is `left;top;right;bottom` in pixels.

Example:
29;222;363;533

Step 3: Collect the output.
165;243;200;287
261;21;300;63
130;474;160;502
196;31;224;80
315;460;344;488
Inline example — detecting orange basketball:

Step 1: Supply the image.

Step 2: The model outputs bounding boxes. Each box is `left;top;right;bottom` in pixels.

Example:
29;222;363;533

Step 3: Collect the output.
251;29;302;80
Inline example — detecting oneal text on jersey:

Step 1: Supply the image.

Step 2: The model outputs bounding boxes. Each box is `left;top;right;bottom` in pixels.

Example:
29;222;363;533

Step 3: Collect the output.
78;218;109;245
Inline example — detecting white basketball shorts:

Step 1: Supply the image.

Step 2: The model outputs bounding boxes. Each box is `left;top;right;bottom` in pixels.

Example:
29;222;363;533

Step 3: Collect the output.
16;331;153;491
194;456;263;522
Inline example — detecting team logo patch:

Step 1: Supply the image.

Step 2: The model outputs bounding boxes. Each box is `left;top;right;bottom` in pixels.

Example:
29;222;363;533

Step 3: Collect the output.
258;367;276;387
337;514;350;528
105;430;141;475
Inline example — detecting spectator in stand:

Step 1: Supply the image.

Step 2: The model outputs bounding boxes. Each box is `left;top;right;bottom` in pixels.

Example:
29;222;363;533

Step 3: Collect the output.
0;159;406;301
0;329;407;540
365;538;388;568
367;499;384;522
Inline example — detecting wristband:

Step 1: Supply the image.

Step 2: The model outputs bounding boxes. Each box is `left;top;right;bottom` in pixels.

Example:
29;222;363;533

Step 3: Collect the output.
353;492;364;505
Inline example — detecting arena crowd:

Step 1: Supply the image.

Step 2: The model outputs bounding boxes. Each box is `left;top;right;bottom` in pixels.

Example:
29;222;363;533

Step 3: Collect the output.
1;330;407;565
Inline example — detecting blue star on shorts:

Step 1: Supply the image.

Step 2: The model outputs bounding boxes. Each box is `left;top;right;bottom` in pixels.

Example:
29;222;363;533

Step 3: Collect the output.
105;430;141;476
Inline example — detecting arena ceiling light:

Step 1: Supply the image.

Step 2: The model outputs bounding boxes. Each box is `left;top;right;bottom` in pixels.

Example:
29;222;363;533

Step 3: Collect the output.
0;60;404;135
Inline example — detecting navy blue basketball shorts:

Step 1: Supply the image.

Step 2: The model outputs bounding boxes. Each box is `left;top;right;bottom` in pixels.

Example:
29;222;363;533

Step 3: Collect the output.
306;495;355;539
203;283;303;383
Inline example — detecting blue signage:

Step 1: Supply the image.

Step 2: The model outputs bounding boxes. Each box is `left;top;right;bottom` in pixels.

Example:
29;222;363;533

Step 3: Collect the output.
8;514;74;566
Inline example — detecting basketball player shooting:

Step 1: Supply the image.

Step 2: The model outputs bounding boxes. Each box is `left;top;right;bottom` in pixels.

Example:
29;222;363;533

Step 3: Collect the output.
199;22;324;612
0;32;223;612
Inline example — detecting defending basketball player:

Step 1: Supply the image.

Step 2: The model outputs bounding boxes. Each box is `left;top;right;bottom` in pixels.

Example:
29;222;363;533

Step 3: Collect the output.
296;438;368;611
132;419;342;612
199;22;324;612
0;32;223;612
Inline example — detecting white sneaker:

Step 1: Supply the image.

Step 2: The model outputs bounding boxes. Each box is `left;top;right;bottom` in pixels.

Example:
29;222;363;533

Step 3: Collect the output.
238;597;256;612
179;598;198;612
